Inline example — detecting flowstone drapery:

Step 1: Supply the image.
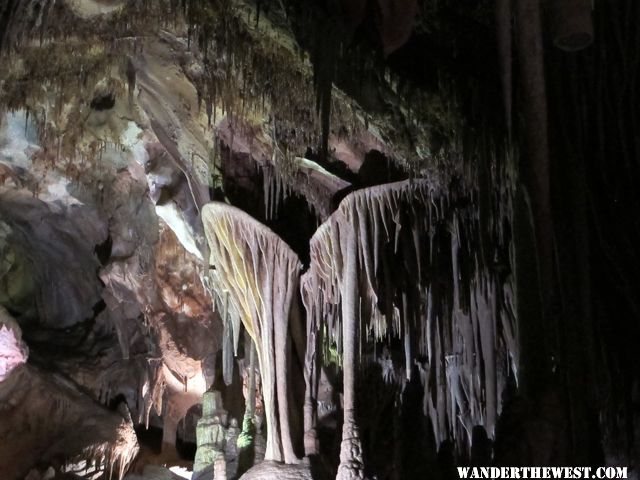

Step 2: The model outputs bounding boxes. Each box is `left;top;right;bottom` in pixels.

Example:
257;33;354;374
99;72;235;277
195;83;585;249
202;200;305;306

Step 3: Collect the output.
302;179;517;471
202;202;301;465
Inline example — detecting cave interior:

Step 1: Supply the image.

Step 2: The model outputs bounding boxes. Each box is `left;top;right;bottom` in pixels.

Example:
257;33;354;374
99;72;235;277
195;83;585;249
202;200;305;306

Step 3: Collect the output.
0;0;638;479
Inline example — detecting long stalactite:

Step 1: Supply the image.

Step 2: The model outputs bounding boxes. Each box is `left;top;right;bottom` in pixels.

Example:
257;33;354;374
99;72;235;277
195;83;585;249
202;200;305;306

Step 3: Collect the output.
302;177;517;473
202;202;302;465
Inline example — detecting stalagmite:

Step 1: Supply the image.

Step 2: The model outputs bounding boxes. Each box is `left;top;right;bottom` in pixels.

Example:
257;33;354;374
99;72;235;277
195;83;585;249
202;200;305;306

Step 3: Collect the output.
202;202;301;465
226;418;241;478
237;341;260;475
336;225;366;480
301;281;320;457
194;390;228;477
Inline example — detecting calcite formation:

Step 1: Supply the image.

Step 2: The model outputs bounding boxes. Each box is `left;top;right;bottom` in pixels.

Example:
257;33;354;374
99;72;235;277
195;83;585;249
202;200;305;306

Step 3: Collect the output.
238;461;313;480
202;202;302;465
0;363;139;479
0;307;28;383
302;178;517;478
0;0;637;478
192;390;245;480
193;390;229;475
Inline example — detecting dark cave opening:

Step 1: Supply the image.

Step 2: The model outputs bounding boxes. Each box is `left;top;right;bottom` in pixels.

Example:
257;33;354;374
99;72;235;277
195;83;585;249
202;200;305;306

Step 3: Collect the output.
90;92;116;111
134;425;163;455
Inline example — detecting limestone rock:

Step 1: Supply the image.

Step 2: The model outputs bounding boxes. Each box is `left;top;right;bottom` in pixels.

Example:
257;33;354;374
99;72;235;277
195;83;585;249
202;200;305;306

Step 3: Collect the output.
238;461;313;480
0;306;28;382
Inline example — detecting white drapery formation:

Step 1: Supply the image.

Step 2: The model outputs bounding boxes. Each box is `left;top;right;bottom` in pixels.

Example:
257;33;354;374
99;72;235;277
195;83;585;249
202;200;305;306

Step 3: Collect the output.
202;202;301;464
301;179;517;466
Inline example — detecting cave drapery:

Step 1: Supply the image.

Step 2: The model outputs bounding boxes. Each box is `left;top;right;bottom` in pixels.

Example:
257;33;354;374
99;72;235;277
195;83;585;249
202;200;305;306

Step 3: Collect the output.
0;0;639;479
202;202;301;466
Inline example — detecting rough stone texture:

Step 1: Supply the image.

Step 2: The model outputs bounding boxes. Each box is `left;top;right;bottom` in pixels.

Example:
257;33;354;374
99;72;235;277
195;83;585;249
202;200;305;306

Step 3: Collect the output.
193;391;228;474
0;189;107;329
336;419;365;480
124;465;185;480
0;306;28;382
239;461;313;480
0;364;139;479
0;18;220;475
225;418;241;478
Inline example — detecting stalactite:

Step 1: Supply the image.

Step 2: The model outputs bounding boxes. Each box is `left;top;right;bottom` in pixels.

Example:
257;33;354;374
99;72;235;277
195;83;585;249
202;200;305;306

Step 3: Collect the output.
144;360;165;430
222;290;234;386
202;202;301;465
303;177;517;462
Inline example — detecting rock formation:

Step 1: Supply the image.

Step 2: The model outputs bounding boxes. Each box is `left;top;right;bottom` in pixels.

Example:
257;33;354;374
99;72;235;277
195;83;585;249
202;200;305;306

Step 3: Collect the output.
202;202;301;465
0;306;28;382
0;0;638;479
193;391;228;476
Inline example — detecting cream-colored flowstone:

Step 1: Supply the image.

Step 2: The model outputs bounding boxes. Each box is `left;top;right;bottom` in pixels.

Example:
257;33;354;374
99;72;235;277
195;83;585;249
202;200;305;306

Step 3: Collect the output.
202;202;301;464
